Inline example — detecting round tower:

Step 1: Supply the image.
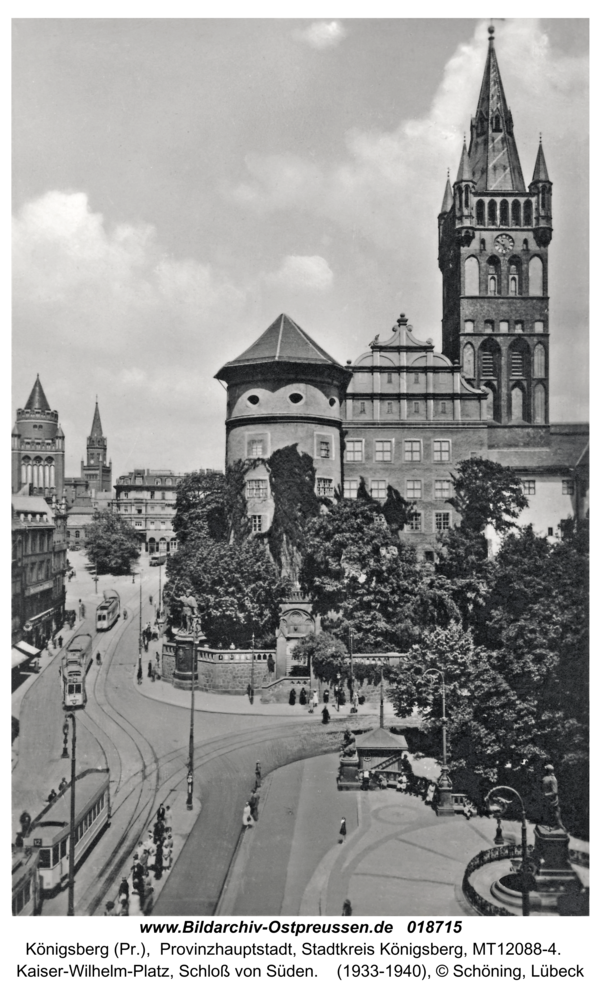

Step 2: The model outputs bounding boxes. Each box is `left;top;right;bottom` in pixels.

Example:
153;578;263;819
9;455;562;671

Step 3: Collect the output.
215;313;351;533
12;375;65;497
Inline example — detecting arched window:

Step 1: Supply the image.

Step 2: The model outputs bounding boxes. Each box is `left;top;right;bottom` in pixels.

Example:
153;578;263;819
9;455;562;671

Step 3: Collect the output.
476;200;485;226
488;200;497;226
75;530;80;539
500;200;509;226
479;339;500;380
487;256;500;295
21;458;31;484
463;343;475;378
511;200;521;226
533;344;546;378
511;385;524;423
523;200;533;226
529;256;543;296
508;257;521;296
533;384;546;424
480;238;486;251
464;256;479;296
522;239;529;251
464;185;470;208
541;185;547;210
493;113;501;132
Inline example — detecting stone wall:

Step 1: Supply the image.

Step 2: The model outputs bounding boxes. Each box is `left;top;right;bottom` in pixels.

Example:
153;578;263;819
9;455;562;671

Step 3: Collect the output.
162;643;274;694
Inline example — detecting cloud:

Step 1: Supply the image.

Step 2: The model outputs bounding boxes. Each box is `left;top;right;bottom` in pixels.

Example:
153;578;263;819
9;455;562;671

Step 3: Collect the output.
265;254;334;291
296;21;347;50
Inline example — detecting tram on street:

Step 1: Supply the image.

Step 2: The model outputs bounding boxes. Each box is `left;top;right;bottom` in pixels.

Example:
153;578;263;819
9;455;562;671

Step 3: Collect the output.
96;589;120;631
24;769;111;897
61;633;93;709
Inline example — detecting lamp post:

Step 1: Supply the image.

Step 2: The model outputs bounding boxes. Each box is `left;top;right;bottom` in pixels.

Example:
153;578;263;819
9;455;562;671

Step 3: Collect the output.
379;660;385;729
158;561;162;619
250;631;255;702
419;667;455;817
348;624;354;712
138;575;143;681
335;672;341;712
62;712;77;916
485;785;531;917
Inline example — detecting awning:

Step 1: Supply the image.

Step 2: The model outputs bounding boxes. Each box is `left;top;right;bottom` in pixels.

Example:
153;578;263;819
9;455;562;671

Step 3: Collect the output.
11;641;40;669
16;641;40;657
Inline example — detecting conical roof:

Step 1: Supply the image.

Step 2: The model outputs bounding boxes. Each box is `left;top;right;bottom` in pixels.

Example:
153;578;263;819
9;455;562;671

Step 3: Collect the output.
24;375;50;411
216;313;348;384
468;27;526;192
440;175;453;213
532;140;550;183
455;141;472;183
354;727;408;751
89;400;103;438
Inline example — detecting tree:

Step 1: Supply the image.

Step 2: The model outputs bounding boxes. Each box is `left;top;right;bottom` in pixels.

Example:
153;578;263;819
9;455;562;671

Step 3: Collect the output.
447;457;528;534
291;630;348;685
172;470;228;545
266;444;320;579
85;509;142;575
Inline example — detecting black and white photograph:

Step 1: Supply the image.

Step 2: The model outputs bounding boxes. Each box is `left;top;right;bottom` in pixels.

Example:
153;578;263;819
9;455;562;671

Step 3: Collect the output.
11;15;589;933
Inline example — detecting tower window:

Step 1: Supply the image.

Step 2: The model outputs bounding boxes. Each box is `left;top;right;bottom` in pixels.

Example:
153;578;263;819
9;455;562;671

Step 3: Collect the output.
500;200;509;226
480;238;486;251
499;321;509;333
413;401;420;414
319;440;331;459
463;343;475;378
464;185;470;208
529;257;544;296
346;440;363;462
533;344;546;378
512;200;521;226
289;392;304;404
248;438;265;457
524;200;533;227
316;478;334;497
464;320;474;333
488;275;497;294
481;352;495;378
251;515;263;533
511;352;524;377
440;401;447;414
488;200;497;226
413;372;420;384
476;200;485;226
247;394;259;405
522;239;529;251
386;371;393;384
541;185;547;210
386;401;393;414
359;401;366;414
493;113;501;132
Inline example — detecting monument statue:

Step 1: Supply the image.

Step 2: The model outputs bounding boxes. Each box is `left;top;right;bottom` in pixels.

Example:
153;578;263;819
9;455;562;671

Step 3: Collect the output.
177;593;200;634
541;764;564;830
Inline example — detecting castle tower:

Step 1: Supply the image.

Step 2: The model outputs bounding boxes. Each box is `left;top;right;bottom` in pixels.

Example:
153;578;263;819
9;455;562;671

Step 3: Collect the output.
81;399;112;493
12;375;65;497
438;26;552;427
215;313;351;535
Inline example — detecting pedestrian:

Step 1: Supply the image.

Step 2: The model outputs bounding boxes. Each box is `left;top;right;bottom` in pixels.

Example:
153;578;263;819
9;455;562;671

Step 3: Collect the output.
463;799;473;821
19;811;31;836
96;651;102;666
142;886;154;915
157;803;166;822
255;761;262;786
249;790;260;823
81;603;86;618
299;686;307;706
323;688;329;704
362;769;370;791
47;788;57;803
58;777;68;793
322;706;330;725
339;817;347;843
352;690;359;714
288;687;296;706
164;805;172;827
137;662;143;684
132;574;136;584
153;819;165;843
118;893;129;916
342;899;352;917
118;874;130;899
58;635;63;648
123;608;128;620
312;690;319;711
155;651;160;666
15;831;24;849
154;844;164;880
149;595;153;605
242;803;254;829
149;661;155;682
104;901;116;916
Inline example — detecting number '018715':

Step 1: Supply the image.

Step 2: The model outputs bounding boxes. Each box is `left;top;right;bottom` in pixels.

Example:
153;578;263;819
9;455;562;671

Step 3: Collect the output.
407;921;462;933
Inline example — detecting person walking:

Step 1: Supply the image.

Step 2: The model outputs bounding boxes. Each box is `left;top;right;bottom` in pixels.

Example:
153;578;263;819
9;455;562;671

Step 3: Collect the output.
149;660;155;682
255;761;262;786
137;662;143;684
249;790;260;823
312;690;319;711
339;817;347;843
96;651;102;666
118;874;130;900
242;803;254;829
342;899;352;916
58;635;63;648
157;803;166;823
149;595;153;605
322;706;330;725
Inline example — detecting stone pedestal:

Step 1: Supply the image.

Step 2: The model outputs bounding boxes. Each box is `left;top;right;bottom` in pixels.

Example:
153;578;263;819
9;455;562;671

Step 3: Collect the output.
530;825;582;911
172;632;197;689
435;765;455;817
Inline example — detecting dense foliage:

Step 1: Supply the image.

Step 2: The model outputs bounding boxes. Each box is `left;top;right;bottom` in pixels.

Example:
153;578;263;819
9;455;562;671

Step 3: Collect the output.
446;457;528;534
267;444;320;580
84;509;141;575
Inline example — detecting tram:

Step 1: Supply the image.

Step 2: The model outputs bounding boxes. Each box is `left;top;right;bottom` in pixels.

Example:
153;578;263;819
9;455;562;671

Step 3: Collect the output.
24;769;111;897
96;589;120;631
61;633;93;709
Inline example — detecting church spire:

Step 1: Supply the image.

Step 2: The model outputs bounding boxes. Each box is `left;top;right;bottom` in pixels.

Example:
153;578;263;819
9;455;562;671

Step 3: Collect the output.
468;25;526;192
455;139;471;183
90;398;103;438
24;374;50;411
440;171;453;213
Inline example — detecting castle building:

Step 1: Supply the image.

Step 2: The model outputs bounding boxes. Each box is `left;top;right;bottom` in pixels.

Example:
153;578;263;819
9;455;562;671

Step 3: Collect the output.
11;376;65;499
216;27;588;553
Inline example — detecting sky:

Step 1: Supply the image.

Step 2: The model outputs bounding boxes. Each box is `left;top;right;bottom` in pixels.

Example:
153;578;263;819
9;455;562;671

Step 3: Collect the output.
12;18;589;478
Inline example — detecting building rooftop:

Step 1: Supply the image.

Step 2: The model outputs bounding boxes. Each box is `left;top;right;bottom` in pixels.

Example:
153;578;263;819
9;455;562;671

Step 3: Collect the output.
216;313;345;375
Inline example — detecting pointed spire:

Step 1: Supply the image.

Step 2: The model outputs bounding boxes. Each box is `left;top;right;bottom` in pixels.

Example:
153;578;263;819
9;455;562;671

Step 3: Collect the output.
90;399;103;438
24;374;50;411
532;138;550;183
455;139;472;183
440;171;453;213
468;27;526;191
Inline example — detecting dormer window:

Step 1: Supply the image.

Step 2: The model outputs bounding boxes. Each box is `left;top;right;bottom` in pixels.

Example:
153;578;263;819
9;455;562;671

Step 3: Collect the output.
493;113;501;132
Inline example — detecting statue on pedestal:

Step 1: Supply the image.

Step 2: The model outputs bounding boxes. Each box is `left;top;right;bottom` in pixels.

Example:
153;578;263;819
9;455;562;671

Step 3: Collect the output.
541;764;564;831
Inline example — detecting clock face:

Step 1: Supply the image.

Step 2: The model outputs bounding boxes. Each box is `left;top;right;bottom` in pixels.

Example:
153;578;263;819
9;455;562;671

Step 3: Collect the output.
494;234;514;255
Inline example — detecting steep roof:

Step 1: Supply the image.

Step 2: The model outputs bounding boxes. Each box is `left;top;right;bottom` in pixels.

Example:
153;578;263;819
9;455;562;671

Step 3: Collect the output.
89;400;103;438
455;141;471;183
467;27;526;192
219;314;342;370
355;727;408;751
24;375;51;411
440;175;453;214
531;140;550;183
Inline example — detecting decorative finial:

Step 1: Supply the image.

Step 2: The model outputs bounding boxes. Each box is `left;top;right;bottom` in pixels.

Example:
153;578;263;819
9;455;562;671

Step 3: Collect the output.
488;22;495;38
447;168;450;180
539;132;543;143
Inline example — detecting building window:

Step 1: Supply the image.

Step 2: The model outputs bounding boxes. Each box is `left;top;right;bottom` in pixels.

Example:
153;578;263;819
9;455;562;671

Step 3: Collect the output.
522;480;536;495
123;492;129;499
406;480;422;500
481;351;495;378
75;530;80;539
135;521;143;527
533;344;546;378
435;480;452;500
248;439;265;457
375;440;392;462
386;372;393;384
511;200;521;226
359;401;366;414
246;480;268;499
316;478;334;497
346;441;363;462
136;508;143;515
404;440;421;462
413;401;420;414
370;480;387;500
413;372;420;384
440;401;447;414
562;480;574;495
534;321;544;334
407;512;422;532
433;440;451;462
435;511;451;531
463;343;475;377
386;401;393;414
499;320;509;333
251;515;263;533
319;440;331;459
344;480;358;499
511;352;524;377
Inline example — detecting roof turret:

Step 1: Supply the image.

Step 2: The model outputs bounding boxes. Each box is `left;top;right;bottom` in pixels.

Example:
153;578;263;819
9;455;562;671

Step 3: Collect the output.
89;399;104;438
455;140;472;183
440;172;453;213
531;139;550;183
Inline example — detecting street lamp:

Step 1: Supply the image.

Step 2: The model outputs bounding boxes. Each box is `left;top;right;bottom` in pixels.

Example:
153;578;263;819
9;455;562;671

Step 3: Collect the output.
485;785;531;917
62;712;77;916
335;672;341;712
416;666;455;817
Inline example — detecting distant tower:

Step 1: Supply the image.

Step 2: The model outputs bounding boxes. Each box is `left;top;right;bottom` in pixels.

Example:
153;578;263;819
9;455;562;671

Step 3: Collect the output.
12;375;65;497
215;314;351;534
81;399;112;493
438;25;551;427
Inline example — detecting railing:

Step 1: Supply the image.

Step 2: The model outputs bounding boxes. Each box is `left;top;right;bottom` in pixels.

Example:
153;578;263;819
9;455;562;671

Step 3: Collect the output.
462;844;533;917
